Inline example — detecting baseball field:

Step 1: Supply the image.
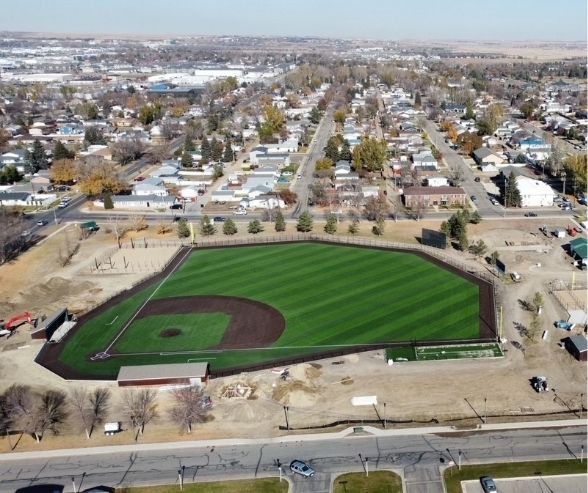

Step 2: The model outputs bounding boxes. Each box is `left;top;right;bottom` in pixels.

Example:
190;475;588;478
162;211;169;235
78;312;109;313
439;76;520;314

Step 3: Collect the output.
42;242;494;379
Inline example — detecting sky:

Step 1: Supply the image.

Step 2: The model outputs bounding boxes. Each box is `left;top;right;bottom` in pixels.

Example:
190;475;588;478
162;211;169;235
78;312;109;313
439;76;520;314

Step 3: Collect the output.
1;0;587;41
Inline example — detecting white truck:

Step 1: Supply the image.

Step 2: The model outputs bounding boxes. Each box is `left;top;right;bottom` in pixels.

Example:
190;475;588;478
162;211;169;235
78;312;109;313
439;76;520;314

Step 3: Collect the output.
104;422;121;436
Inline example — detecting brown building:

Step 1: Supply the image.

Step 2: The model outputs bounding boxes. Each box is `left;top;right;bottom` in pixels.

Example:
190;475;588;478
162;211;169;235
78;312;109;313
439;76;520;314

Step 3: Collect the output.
564;336;587;362
117;362;209;387
403;186;467;208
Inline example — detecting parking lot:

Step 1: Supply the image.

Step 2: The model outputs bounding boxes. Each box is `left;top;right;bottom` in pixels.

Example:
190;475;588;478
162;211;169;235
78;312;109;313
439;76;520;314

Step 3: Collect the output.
462;474;587;493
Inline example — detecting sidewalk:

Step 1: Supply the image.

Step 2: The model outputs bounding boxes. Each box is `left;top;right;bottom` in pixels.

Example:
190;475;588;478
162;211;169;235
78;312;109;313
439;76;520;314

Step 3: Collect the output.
1;419;584;462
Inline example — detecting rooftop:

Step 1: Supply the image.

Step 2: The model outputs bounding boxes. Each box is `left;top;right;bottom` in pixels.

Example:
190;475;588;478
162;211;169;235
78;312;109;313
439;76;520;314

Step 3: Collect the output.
117;362;209;381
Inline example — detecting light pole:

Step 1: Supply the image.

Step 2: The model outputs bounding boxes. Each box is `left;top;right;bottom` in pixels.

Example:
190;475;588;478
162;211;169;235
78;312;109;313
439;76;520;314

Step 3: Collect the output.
562;171;567;196
71;477;77;493
458;450;462;471
580;393;584;420
178;466;184;490
383;402;387;429
365;457;369;477
483;397;487;424
283;405;289;431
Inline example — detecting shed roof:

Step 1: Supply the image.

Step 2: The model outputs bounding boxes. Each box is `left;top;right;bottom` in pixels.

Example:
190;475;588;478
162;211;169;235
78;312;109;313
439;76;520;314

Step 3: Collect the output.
117;362;209;382
569;237;587;259
404;186;466;196
568;335;588;353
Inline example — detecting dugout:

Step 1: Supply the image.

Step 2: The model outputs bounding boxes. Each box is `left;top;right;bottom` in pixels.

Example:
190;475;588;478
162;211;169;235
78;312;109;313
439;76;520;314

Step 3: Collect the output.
117;362;209;387
31;308;74;341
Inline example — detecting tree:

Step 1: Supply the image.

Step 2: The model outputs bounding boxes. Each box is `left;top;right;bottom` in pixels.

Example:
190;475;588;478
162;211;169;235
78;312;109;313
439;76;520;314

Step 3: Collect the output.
324;214;337;234
121;389;158;440
533;291;544;314
222;142;234;162
296;211;313;232
184;134;195;152
168;387;208;434
315;157;334;171
200;215;216;236
25;139;48;173
259;104;286;139
520;101;537;120
138;103;162;125
458;132;483;156
477;104;504;135
84;126;106;146
211;137;223;162
348;219;359;235
77;161;127;196
200;136;211;164
69;387;92;439
30;390;68;443
563;154;587;192
50;159;77;184
278;189;297;205
504;171;521;207
468;239;487;257
274;211;286;232
464;101;475;120
3;384;35;441
87;388;110;438
364;192;389;222
53;141;75;160
177;218;190;238
352;137;388;172
469;211;482;224
103;194;114;210
324;137;340;162
247;219;264;234
372;218;385;236
223;218;238;235
457;229;469;251
333;110;346;128
309;107;321;125
111;137;145;165
339;140;352;162
414;92;422;108
490;251;500;266
181;150;193;168
514;153;527;164
0;165;22;185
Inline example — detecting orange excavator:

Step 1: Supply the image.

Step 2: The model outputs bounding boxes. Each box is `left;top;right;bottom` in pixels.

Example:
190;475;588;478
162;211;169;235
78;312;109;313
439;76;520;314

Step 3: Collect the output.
0;312;36;336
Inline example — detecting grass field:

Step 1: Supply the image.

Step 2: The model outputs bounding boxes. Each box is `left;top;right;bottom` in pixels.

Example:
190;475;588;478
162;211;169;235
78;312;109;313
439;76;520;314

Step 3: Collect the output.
333;471;403;493
117;478;288;493
58;243;483;377
386;343;503;362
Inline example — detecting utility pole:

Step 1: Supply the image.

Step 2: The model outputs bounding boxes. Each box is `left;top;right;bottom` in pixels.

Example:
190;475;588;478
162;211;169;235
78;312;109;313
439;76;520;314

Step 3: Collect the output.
581;445;584;463
283;405;289;431
178;467;184;490
71;477;77;493
580;393;584;420
365;457;369;477
383;402;387;429
458;450;462;470
484;397;487;424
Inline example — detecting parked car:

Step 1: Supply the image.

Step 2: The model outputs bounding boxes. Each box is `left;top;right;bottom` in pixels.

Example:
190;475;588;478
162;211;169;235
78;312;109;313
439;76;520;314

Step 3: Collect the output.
490;199;499;206
172;216;182;222
58;202;68;209
213;216;226;222
290;460;315;478
170;203;183;210
480;476;497;493
474;177;481;182
234;209;247;215
510;272;522;282
134;176;146;181
36;219;48;226
524;212;537;217
470;195;477;202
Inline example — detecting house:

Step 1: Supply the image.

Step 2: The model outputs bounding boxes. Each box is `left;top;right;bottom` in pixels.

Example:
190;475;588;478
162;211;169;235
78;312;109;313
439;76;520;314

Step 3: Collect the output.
334;161;351;176
569;237;587;267
0;149;27;172
473;147;505;166
426;177;449;187
519;137;547;151
516;176;555;207
361;186;380;198
152;164;180;178
563;336;587;362
403;186;467;208
241;195;285;210
30;172;52;191
481;163;499;174
110;195;175;208
0;191;31;206
132;177;167;197
411;151;438;170
211;189;240;203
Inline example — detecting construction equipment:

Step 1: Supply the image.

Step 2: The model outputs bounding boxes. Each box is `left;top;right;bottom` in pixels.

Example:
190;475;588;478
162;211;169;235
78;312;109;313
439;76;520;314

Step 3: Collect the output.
531;376;549;393
0;312;36;332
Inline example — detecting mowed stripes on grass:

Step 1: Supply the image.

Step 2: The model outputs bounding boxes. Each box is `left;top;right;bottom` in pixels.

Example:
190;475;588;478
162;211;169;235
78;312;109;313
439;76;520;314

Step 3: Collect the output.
59;243;481;377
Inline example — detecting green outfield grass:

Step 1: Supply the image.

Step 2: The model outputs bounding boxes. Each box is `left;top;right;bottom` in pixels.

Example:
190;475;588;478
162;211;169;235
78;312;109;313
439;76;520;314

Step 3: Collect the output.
114;314;231;353
58;243;482;377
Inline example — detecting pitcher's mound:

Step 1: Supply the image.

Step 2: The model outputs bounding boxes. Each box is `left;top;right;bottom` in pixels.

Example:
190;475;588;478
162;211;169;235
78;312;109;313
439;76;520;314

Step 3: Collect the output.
160;328;182;338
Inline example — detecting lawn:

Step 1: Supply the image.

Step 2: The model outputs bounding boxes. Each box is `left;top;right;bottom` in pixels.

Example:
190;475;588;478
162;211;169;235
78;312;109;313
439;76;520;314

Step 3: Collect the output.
117;478;288;493
58;243;483;377
114;314;231;353
443;459;586;493
333;471;403;493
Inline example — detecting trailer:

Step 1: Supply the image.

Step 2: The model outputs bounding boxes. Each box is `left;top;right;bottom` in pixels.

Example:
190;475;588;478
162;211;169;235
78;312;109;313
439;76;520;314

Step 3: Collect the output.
104;422;121;436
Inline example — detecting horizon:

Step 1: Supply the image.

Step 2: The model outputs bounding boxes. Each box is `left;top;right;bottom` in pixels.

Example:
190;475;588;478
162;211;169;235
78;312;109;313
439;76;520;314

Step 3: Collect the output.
2;0;587;42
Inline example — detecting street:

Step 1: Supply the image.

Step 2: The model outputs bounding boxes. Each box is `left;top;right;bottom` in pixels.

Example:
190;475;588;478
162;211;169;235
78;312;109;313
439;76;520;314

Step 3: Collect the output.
0;425;585;493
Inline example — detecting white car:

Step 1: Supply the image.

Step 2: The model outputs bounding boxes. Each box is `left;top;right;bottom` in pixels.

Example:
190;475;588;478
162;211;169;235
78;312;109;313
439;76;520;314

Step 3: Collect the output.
234;209;247;215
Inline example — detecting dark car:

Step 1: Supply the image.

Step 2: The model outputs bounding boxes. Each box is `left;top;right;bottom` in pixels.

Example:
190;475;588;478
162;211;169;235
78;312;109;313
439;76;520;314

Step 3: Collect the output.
480;476;497;493
170;203;183;210
172;216;182;222
524;212;537;217
474;177;481;182
470;195;477;202
290;460;315;478
134;176;146;181
213;216;226;222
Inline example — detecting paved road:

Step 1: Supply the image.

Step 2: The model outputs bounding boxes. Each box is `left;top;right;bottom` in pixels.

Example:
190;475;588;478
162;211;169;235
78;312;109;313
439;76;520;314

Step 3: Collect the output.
291;108;335;218
0;426;584;493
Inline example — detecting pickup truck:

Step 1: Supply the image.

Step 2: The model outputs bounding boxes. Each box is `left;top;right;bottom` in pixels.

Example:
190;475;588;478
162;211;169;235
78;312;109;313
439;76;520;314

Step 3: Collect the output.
555;320;575;331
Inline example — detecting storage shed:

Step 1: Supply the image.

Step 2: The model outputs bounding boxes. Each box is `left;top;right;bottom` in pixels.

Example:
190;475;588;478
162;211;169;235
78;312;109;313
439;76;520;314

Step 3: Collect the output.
117;362;209;387
564;335;588;362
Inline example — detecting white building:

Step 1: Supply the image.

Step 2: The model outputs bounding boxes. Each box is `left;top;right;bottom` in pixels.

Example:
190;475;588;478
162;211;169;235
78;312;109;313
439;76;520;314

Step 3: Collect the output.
516;176;555;207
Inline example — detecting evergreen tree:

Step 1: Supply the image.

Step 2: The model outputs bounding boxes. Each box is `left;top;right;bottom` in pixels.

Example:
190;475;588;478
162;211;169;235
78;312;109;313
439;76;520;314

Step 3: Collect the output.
504;171;521;207
372;218;385;236
469;211;482;224
464;101;475;120
200;136;211;164
274;211;286;232
26;140;48;173
414;92;422;108
324;214;338;234
247;219;264;234
296;211;313;232
181;150;193;168
222;142;234;162
177;218;190;238
457;229;469;251
200;215;216;236
54;141;75;160
324;137;340;163
84;126;106;146
184;135;195;152
309;107;321;125
103;194;114;210
339;140;352;162
222;218;238;235
348;219;359;235
490;251;500;266
211;137;223;162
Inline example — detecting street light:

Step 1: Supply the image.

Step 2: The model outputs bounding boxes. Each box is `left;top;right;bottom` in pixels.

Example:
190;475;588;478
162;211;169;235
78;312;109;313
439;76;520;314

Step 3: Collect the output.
383;402;387;429
71;477;77;493
561;171;567;196
283;405;289;431
483;397;487;424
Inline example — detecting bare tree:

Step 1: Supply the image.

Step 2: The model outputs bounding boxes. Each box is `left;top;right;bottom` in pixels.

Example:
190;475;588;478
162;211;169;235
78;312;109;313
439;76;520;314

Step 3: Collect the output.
3;385;35;439
30;390;68;443
121;389;158;440
111;137;145;165
88;387;111;437
364;192;390;222
69;387;91;439
168;387;208;434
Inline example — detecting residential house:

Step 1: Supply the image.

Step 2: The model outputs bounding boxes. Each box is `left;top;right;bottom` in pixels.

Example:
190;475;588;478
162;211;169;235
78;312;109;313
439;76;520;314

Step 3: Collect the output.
403;186;467;208
334;161;351;176
426;177;449;187
132;177;167;197
516;176;555;207
411;151;438;170
473;147;505;166
0;149;27;172
110;195;175;209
